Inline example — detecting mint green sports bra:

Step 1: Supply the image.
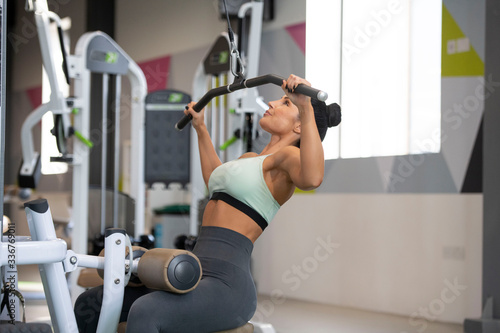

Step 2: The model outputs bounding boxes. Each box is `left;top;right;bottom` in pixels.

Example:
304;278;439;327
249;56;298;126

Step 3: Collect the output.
208;155;281;230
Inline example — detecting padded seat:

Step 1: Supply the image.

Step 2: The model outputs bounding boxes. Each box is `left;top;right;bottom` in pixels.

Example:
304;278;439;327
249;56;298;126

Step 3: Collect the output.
117;322;127;333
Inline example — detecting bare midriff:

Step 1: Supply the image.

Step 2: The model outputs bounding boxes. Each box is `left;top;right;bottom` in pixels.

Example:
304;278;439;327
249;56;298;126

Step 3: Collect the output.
201;199;263;243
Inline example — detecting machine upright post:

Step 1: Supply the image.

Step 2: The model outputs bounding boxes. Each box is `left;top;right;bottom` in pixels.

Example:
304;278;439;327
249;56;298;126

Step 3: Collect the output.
113;75;122;228
100;73;109;235
96;229;126;333
24;199;78;333
71;57;90;256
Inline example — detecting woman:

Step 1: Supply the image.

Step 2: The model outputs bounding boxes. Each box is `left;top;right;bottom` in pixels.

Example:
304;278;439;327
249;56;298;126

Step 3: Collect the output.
75;74;340;332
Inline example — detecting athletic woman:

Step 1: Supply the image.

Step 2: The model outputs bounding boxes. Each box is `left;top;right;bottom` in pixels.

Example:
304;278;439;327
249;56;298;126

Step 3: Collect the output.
75;74;340;332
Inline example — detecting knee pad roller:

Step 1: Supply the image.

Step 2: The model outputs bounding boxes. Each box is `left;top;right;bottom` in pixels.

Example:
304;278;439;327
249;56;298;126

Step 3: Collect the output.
137;248;202;294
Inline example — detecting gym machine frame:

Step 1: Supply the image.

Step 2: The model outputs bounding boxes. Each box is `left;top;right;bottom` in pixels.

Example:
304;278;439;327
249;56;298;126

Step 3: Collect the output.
0;198;201;332
7;199;129;332
18;0;147;255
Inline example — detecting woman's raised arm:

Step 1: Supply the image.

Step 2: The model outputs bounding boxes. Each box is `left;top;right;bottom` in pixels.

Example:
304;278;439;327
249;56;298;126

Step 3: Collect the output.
184;102;222;187
281;75;325;190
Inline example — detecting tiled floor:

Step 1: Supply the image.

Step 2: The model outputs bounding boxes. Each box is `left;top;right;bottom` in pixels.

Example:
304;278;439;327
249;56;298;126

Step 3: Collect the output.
20;290;463;333
251;294;464;333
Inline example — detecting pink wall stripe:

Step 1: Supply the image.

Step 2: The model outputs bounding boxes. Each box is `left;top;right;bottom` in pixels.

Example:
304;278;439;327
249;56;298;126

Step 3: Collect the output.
138;55;171;93
285;22;306;55
26;85;42;109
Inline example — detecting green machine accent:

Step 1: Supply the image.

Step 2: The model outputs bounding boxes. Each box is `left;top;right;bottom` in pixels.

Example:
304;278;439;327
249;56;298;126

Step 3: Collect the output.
74;130;94;148
105;51;118;64
168;93;184;103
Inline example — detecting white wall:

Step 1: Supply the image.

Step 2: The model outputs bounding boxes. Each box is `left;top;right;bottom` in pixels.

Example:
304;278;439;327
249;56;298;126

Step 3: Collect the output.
11;0;307;90
115;0;225;62
253;193;482;323
115;0;306;62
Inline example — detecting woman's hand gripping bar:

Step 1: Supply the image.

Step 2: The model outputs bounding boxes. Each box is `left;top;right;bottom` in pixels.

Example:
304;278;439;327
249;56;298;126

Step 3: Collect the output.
175;74;328;131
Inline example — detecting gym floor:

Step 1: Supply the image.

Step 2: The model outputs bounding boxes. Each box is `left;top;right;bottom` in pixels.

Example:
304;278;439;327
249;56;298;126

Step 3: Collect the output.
252;294;463;333
22;290;463;333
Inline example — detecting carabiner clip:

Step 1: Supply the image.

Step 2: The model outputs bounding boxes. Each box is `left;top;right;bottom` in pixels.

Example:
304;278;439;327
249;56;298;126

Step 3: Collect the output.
230;41;245;80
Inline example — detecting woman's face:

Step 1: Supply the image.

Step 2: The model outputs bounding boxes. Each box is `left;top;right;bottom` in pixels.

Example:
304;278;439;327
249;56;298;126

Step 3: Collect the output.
259;96;300;135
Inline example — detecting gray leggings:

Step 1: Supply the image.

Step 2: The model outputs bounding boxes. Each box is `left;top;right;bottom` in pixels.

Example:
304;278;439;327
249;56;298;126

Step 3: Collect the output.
75;226;257;332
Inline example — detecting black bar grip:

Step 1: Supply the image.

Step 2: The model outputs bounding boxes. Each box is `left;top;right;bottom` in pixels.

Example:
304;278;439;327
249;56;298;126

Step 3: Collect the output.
175;85;239;131
175;74;328;130
175;114;193;131
294;84;328;101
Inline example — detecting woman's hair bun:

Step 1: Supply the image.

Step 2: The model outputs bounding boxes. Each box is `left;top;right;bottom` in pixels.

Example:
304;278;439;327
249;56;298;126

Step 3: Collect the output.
311;99;342;142
326;103;341;128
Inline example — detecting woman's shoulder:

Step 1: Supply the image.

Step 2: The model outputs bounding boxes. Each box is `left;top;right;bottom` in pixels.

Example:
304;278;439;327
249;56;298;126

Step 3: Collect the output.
276;145;300;158
238;147;299;165
267;146;300;166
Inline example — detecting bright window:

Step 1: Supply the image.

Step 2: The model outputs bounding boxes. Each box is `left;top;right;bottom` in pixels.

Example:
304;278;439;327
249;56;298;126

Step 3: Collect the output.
306;0;442;159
